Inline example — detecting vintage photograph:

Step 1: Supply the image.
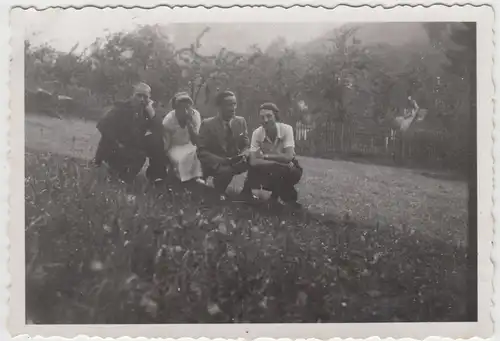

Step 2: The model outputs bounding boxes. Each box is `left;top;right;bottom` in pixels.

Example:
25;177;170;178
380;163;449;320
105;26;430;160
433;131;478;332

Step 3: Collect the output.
8;4;494;340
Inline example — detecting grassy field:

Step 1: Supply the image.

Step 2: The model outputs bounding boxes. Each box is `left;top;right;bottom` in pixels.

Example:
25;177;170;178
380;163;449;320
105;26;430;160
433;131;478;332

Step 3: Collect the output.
25;114;468;243
24;113;470;323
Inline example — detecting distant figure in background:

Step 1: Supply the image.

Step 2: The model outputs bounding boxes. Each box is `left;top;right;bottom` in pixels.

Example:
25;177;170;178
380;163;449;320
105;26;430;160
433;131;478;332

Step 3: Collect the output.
242;102;303;206
162;92;203;184
404;95;420;119
392;95;421;163
397;95;420;132
197;91;250;199
93;82;168;183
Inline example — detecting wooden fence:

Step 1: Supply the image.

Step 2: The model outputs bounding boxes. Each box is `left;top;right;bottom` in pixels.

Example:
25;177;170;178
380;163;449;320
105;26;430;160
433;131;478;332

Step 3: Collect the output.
294;119;465;171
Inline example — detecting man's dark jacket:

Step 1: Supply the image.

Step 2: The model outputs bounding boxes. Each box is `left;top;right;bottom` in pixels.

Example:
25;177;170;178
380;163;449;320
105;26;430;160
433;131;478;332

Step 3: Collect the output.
197;115;249;172
96;100;164;149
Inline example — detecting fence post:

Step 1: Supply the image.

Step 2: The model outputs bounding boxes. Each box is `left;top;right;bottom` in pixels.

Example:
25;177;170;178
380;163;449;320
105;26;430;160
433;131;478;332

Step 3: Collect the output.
340;123;344;153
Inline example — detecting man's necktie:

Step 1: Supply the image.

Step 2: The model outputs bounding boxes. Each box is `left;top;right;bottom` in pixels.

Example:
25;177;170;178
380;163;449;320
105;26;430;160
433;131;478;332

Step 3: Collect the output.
224;120;235;156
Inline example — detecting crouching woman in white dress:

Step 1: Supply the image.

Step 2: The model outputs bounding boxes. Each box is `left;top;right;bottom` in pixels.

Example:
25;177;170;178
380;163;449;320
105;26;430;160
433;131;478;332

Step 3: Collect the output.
162;92;204;183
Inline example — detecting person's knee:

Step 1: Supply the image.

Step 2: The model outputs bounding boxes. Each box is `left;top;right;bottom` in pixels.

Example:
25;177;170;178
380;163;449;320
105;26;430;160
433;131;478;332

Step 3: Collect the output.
248;163;267;173
232;160;249;175
213;173;233;191
286;165;303;185
244;166;261;188
217;164;234;177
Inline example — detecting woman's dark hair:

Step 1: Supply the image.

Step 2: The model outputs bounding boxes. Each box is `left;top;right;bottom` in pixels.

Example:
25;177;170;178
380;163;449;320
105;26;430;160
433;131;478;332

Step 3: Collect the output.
215;90;236;106
259;102;281;122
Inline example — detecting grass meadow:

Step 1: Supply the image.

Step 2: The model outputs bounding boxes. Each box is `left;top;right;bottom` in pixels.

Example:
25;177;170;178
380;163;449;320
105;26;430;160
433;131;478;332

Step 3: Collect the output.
25;114;469;323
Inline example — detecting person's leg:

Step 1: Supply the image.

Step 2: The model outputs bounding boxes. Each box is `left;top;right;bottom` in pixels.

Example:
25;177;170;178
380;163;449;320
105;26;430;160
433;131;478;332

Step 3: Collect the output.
94;136;116;166
93;136;146;182
249;163;285;199
277;163;303;203
213;167;233;195
93;138;106;166
142;133;168;182
107;149;146;183
255;162;302;202
212;165;235;194
241;163;270;197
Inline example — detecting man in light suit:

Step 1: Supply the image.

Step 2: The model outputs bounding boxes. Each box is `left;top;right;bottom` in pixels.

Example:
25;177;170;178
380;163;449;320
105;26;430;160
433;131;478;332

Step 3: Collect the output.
197;91;251;198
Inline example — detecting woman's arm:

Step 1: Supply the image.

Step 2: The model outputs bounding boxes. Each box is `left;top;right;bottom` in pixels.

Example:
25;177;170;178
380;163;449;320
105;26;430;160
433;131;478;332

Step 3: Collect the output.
248;129;278;167
248;150;277;167
186;109;201;145
261;147;295;164
163;131;172;153
260;125;296;164
162;113;174;152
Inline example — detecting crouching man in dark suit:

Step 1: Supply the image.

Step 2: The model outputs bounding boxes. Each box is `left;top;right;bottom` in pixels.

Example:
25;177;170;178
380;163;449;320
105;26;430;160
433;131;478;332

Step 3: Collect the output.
93;82;168;183
197;91;252;199
240;102;303;206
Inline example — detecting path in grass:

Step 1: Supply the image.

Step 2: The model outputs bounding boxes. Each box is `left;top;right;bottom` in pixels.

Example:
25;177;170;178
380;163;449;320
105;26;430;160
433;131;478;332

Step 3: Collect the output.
25;113;468;244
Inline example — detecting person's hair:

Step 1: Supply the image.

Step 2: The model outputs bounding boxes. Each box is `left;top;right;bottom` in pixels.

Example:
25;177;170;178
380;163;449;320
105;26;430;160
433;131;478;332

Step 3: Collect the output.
259;102;281;122
215;90;236;106
133;82;151;95
171;92;193;109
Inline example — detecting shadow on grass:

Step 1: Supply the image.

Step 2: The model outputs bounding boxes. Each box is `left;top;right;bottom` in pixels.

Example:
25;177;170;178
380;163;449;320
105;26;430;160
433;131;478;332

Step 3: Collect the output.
25;150;469;324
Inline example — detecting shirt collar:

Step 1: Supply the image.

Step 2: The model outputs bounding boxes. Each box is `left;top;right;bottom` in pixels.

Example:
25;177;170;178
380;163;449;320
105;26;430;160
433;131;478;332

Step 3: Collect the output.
263;122;283;142
218;114;234;125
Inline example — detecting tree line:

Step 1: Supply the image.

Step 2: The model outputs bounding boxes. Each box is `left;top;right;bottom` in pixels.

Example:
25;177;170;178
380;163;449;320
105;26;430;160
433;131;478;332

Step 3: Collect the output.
24;22;475;171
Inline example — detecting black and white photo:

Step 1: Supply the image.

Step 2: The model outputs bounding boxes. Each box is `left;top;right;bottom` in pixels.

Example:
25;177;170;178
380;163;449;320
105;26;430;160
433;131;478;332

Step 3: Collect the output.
7;3;494;340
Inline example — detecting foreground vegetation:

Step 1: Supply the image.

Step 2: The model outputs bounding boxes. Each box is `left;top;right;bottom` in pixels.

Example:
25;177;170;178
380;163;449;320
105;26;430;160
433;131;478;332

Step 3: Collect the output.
26;151;468;323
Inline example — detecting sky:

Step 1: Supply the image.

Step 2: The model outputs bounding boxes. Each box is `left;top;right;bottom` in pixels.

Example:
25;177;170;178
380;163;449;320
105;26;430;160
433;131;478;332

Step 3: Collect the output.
21;8;340;53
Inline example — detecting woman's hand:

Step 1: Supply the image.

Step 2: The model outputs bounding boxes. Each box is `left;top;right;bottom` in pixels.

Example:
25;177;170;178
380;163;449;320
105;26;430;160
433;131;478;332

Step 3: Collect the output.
145;99;155;118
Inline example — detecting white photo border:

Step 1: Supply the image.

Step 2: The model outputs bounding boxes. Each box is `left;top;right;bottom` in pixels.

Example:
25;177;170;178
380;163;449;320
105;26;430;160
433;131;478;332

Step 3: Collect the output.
4;1;496;340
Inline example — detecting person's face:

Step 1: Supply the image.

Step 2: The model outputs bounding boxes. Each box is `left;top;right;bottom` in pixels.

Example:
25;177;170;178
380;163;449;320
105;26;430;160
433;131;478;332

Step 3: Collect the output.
259;109;277;131
175;101;192;120
132;92;150;109
219;95;237;120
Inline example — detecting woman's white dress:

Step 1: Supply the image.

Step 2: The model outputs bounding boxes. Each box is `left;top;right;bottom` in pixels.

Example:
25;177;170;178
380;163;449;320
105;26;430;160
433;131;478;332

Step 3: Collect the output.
162;110;203;182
